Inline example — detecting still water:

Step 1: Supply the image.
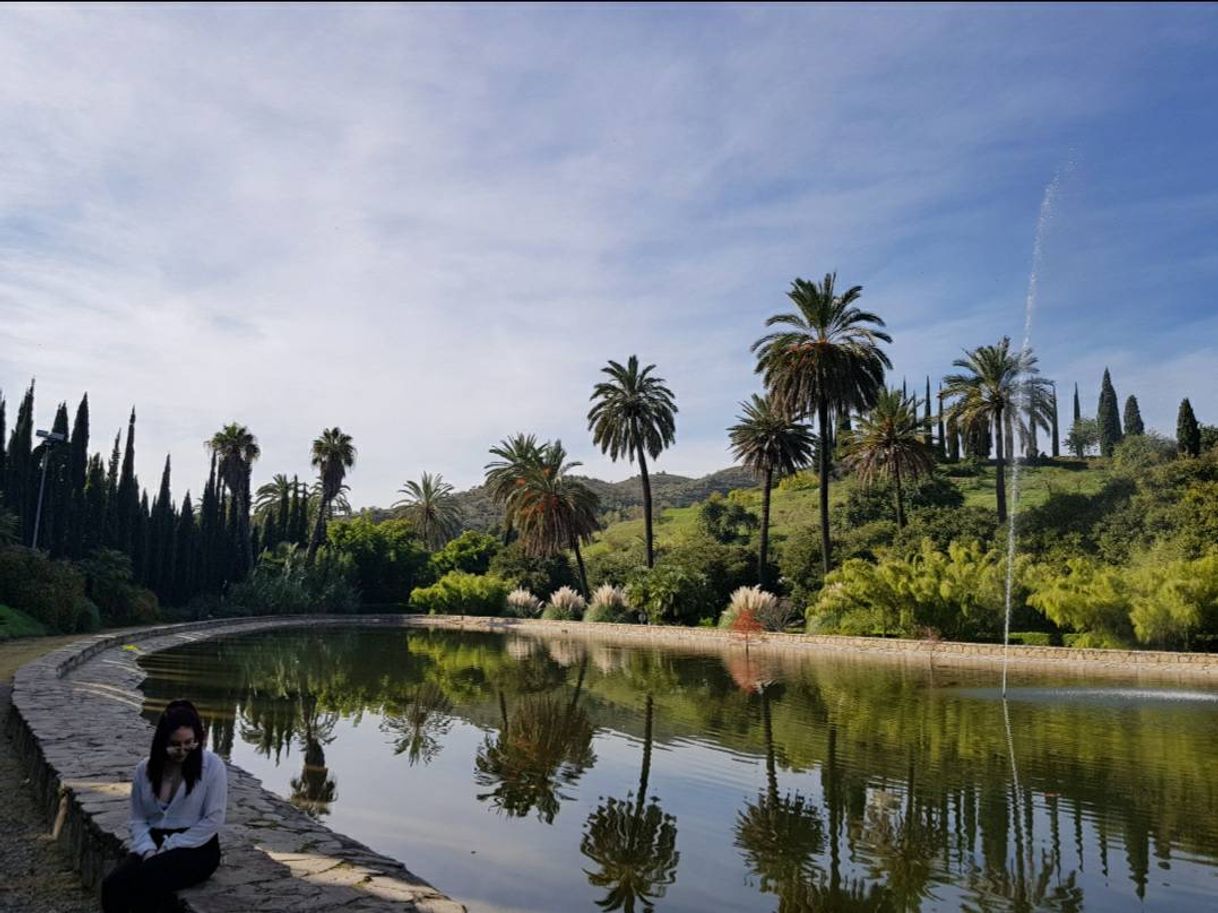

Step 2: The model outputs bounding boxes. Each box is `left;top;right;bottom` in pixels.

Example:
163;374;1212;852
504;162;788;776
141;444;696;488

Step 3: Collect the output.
138;627;1218;913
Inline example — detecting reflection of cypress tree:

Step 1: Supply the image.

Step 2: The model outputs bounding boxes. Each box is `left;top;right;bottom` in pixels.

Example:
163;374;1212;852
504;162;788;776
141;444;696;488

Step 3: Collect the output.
475;657;595;824
1124;816;1149;901
581;694;678;913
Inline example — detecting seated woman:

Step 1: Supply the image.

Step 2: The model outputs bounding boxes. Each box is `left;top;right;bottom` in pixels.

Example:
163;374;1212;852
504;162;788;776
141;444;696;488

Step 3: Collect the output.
101;699;228;913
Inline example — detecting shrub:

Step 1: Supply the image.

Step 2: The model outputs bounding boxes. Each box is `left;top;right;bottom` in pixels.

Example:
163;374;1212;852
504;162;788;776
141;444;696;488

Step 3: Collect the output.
1110;433;1177;476
0;545;91;632
228;554;360;616
504;588;542;618
541;586;586;621
662;534;755;612
625;564;711;626
585;584;632;623
489;541;578;595
719;585;779;628
326;517;431;604
0;603;49;640
1008;631;1055;647
409;571;511;616
584;544;649;590
79;549;160;626
428;530;501;578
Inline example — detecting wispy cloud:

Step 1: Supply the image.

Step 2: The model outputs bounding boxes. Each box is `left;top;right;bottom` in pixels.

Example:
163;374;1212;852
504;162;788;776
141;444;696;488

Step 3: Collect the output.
1;5;1216;506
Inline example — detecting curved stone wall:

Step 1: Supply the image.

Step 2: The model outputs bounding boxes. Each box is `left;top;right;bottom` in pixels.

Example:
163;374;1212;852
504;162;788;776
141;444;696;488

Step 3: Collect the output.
8;614;1217;912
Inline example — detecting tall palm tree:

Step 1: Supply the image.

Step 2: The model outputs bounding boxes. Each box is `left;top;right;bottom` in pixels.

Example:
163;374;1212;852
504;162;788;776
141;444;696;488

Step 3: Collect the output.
207;423;260;571
581;695;679;913
393;472;462;550
728;394;816;585
752;274;891;575
507;440;600;596
587;356;677;568
942;337;1053;523
841;389;938;529
306;427;356;563
253;473;293;521
484;432;544;544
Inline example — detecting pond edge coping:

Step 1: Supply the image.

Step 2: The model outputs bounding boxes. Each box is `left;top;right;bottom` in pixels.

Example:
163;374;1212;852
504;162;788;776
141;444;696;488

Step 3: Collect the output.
7;614;1216;911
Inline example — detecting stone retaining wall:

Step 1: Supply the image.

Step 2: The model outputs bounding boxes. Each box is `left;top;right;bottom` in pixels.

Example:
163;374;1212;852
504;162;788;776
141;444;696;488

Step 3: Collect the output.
8;614;1217;912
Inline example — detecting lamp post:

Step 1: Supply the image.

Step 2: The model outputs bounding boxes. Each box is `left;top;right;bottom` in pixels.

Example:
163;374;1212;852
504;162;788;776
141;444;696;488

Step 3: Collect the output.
31;429;68;550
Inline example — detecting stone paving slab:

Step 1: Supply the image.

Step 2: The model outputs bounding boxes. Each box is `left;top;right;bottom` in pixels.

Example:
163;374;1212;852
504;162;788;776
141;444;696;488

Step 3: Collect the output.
8;613;1217;913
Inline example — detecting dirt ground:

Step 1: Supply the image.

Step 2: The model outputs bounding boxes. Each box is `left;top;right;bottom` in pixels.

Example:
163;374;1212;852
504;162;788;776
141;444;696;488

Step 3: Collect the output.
0;636;98;913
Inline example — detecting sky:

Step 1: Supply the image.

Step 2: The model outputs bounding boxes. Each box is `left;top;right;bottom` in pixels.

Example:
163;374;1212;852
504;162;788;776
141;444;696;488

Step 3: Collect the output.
2;3;1217;510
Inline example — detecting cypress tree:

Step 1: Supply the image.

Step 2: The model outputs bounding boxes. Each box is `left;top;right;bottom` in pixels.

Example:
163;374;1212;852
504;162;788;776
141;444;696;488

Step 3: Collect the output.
1097;369;1122;457
1050;384;1060;458
67;394;90;558
149;455;174;596
82;454;107;557
1123;396;1144;436
135;490;151;584
0;392;6;492
46;403;71;556
923;377;932;446
174;491;197;605
105;430;121;547
936;383;947;458
290;475;307;545
6;382;35;543
946;411;960;461
199;453;219;591
275;483;291;547
1178;398;1201;457
116;408;139;553
1072;383;1081;425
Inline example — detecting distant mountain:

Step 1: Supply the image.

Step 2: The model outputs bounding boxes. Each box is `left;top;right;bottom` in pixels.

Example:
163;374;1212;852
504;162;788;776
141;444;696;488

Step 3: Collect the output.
355;466;757;532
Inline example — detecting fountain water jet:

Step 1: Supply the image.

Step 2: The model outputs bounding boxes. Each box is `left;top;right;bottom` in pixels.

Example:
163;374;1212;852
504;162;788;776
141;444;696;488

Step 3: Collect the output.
1003;163;1072;696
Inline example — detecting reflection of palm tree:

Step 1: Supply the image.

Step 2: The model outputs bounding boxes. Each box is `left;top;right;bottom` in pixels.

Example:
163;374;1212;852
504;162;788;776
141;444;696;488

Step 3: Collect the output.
734;685;824;898
858;757;939;911
474;658;595;824
963;850;1084;913
289;697;339;819
581;695;679;913
381;682;453;766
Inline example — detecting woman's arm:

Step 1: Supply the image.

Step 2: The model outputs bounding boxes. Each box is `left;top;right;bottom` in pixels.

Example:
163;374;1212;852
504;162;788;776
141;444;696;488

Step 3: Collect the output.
129;765;157;857
160;754;228;852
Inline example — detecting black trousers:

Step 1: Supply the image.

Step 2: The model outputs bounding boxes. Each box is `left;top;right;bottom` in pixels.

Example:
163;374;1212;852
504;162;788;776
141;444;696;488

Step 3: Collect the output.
101;828;221;913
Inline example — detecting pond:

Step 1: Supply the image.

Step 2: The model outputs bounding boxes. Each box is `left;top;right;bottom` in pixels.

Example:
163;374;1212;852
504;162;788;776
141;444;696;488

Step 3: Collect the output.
138;627;1218;913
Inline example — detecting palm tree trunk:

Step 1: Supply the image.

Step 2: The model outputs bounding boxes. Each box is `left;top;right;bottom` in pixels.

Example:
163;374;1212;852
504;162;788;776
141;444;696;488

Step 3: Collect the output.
306;495;330;565
994;411;1008;524
818;398;832;576
571;535;590;598
635;694;654;819
759;467;773;586
637;446;655;568
762;686;777;806
893;462;906;529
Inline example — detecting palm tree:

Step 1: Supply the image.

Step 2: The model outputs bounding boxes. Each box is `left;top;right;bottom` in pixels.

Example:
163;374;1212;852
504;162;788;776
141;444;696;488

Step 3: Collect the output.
306;427;356;563
484;432;544;543
841;389;938;529
587;356;677;568
580;695;679;913
728;394;816;584
942;337;1053;523
752;274;891;575
507;440;600;596
253;473;293;521
206;423;260;571
380;682;453;767
393;472;462;550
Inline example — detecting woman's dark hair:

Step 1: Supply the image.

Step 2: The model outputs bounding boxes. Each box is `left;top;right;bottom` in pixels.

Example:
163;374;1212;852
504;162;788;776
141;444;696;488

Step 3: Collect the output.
146;699;207;795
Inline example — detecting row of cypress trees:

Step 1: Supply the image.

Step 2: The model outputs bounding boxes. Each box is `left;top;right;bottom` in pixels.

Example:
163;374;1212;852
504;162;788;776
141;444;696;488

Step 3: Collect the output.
0;381;311;608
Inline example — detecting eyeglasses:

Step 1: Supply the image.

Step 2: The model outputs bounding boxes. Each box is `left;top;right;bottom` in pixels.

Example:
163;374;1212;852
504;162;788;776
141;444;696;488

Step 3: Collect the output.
167;741;199;751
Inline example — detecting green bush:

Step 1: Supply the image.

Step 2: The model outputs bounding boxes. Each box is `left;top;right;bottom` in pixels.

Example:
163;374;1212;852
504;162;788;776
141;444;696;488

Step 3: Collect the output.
490;541;578;596
409;571;511;616
0;546;91;632
227;548;360;616
625;563;711;625
1008;631;1055;647
79;549;160;626
428;530;501;578
326;517;431;604
0;603;49;640
661;534;754;613
585;543;649;590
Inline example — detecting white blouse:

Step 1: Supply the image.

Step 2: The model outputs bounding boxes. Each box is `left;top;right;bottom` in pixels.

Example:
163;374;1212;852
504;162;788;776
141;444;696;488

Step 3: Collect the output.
129;749;228;855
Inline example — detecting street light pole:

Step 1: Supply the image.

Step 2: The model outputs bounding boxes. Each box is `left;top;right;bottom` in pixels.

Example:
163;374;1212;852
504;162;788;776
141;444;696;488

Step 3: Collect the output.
31;429;67;550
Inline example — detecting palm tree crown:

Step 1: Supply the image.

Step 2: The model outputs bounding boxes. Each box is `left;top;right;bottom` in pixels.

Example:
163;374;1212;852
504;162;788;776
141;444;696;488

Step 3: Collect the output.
751;274;891;575
207;422;260;570
394;472;463;550
841;389;937;529
484;433;545;541
942;337;1052;523
587;355;677;568
728;394;816;583
307;427;356;562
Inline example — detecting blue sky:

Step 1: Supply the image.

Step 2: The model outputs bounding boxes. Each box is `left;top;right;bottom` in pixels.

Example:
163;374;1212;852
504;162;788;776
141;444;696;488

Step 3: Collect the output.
2;4;1217;509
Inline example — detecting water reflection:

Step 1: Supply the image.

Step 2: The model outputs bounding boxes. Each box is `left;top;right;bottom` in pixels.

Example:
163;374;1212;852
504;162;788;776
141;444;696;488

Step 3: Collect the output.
581;695;679;913
136;628;1218;913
